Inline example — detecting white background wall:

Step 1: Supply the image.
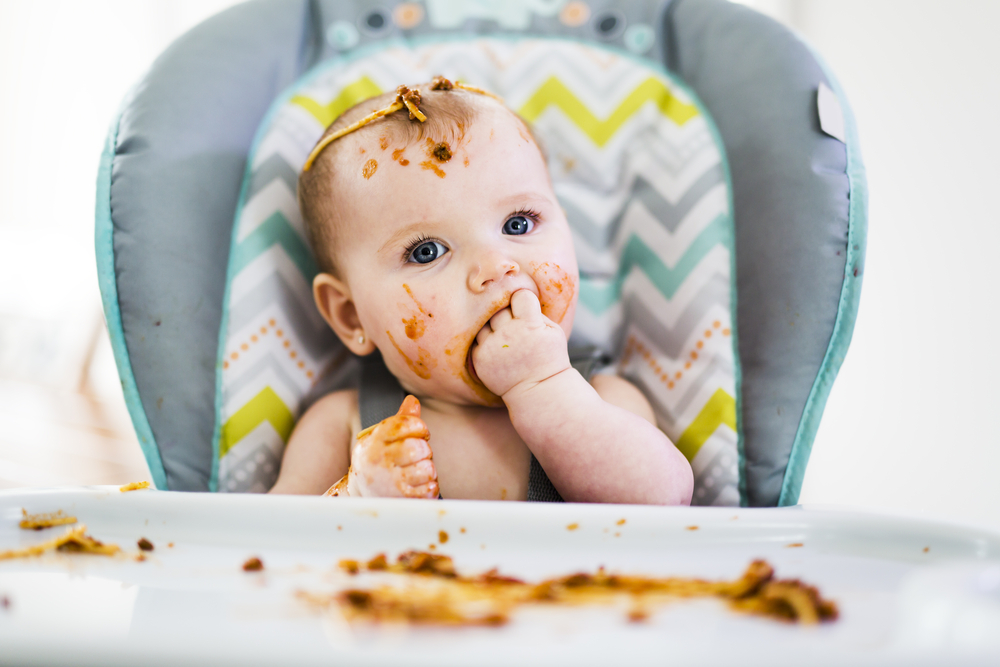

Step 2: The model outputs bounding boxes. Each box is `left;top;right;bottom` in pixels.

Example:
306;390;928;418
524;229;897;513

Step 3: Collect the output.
0;1;997;527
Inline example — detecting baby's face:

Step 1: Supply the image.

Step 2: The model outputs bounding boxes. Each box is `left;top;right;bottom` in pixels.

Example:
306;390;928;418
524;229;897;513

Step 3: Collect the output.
331;106;578;406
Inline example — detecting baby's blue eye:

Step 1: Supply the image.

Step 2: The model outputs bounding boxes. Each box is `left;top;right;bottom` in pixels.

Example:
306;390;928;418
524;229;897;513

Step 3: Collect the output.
408;240;448;264
503;215;534;235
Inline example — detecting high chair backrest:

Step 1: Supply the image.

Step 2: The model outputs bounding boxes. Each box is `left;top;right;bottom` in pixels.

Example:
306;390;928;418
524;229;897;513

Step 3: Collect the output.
96;0;866;506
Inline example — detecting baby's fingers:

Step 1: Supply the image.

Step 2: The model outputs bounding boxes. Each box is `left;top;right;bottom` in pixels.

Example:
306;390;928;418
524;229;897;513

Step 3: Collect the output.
510;289;543;322
398;459;437;487
391;438;433;466
401;480;440;499
379;415;430;442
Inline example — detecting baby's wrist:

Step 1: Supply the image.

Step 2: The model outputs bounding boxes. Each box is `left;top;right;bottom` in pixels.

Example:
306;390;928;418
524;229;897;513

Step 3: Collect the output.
501;365;584;413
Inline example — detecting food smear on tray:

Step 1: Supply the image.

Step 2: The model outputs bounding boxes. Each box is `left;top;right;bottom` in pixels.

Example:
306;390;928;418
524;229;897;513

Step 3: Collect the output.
19;508;77;530
119;480;150;492
0;524;121;560
298;550;838;627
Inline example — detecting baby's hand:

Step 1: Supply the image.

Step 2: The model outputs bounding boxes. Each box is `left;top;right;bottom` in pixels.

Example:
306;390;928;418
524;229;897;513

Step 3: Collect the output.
347;395;439;499
471;289;571;399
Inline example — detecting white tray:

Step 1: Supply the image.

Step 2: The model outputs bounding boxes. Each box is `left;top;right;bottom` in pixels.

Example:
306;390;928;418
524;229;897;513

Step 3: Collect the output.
1;487;999;666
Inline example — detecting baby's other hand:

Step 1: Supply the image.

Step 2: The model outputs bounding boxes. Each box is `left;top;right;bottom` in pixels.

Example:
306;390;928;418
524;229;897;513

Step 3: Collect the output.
348;395;438;499
471;289;571;399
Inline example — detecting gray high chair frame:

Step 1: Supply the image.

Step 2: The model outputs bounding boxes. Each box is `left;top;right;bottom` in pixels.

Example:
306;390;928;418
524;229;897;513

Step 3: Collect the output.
96;0;867;506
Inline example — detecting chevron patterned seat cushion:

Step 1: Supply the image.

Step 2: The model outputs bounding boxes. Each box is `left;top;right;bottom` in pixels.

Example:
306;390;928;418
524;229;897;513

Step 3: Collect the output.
216;38;740;505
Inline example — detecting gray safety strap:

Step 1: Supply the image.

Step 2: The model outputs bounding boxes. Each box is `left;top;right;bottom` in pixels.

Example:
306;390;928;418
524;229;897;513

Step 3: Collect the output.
359;352;406;429
358;346;609;502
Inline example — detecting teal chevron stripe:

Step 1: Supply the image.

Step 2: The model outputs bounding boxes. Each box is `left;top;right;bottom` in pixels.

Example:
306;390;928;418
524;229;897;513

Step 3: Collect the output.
579;213;731;314
231;211;317;281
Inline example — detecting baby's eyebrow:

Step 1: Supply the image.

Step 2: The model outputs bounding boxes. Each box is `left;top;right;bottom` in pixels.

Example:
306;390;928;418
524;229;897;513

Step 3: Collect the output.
378;220;430;255
494;191;554;209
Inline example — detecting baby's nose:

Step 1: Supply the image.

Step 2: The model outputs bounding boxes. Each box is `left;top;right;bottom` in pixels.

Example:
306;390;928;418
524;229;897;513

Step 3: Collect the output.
468;251;519;292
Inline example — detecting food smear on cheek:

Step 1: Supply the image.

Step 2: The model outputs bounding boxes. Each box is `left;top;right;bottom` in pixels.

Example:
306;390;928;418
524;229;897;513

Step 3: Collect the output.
386;331;435;380
531;263;576;324
403;315;426;340
362;159;378;180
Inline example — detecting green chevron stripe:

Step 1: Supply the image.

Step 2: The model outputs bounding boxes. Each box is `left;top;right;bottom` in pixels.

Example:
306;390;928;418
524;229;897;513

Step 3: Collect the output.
291;76;383;128
518;76;699;147
578;213;731;314
219;386;294;459
674;389;737;461
232;211;317;281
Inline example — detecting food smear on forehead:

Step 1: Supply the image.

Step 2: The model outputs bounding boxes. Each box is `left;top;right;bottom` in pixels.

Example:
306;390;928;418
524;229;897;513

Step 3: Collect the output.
379;135;389;150
531;263;576;324
420;160;446;178
427;138;452;162
386;331;435;379
362;158;378;180
392;148;410;166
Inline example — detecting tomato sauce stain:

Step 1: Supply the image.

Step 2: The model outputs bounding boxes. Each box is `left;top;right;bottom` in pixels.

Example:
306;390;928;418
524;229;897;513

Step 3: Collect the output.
362;159;378;180
403;315;425;340
531;263;576;324
386;330;435;379
420;160;446;178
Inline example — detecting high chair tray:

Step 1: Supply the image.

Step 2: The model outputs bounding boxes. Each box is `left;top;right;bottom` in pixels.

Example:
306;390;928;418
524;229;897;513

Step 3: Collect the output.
1;488;998;666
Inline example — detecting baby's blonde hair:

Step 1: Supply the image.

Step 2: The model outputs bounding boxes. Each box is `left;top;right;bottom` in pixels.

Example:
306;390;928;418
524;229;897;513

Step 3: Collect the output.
299;84;482;276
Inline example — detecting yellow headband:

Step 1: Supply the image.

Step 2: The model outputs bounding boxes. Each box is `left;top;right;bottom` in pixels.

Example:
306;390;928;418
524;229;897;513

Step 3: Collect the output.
302;76;503;172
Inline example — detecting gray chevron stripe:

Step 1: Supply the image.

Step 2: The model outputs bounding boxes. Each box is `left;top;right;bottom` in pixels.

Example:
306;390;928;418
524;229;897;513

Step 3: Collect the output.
246;154;299;202
229;270;334;355
625;353;732;427
670;354;735;419
623;273;730;358
225;349;316;412
563;165;725;248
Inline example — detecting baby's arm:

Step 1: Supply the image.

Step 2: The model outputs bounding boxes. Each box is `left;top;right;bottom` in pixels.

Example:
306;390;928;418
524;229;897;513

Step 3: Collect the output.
270;391;438;498
269;390;356;495
472;290;693;505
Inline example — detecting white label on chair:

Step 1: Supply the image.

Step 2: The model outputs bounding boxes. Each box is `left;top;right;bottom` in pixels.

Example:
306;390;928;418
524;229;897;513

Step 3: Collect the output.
817;82;846;143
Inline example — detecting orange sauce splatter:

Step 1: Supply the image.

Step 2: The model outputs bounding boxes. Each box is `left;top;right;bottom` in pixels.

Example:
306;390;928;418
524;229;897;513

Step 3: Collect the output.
616;519;626;526
439;530;449;544
464;156;470;167
392;148;410;166
386;330;435;379
566;523;579;531
379;136;389;150
362;159;378;179
500;488;507;500
531;262;576;324
686;525;699;531
402;284;432;316
403;315;425;340
420;160;446;178
786;543;804;548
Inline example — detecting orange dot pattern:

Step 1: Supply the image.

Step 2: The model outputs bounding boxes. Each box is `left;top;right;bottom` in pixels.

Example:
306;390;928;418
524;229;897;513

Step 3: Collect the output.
222;318;315;380
620;320;730;392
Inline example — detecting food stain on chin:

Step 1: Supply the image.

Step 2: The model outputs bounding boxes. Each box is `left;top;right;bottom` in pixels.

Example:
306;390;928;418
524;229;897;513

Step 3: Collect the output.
386;331;435;380
531;263;576;324
362;159;378;180
442;292;511;407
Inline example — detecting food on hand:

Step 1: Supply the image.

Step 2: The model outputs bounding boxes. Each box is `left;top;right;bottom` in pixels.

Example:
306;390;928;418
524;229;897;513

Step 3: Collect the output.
324;395;438;499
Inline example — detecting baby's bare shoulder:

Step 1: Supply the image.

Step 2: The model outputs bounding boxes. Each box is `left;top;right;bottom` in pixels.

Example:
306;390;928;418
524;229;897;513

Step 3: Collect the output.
589;374;657;426
269;389;358;494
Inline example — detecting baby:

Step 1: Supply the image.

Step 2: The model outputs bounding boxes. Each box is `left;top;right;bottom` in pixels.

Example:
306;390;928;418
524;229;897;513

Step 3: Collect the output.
269;78;693;504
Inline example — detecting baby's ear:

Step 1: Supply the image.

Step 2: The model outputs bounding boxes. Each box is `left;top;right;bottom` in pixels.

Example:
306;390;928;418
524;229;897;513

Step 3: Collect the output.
313;273;376;356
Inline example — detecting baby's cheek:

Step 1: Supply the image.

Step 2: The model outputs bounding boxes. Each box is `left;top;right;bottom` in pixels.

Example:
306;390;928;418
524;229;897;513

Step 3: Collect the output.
531;262;577;325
